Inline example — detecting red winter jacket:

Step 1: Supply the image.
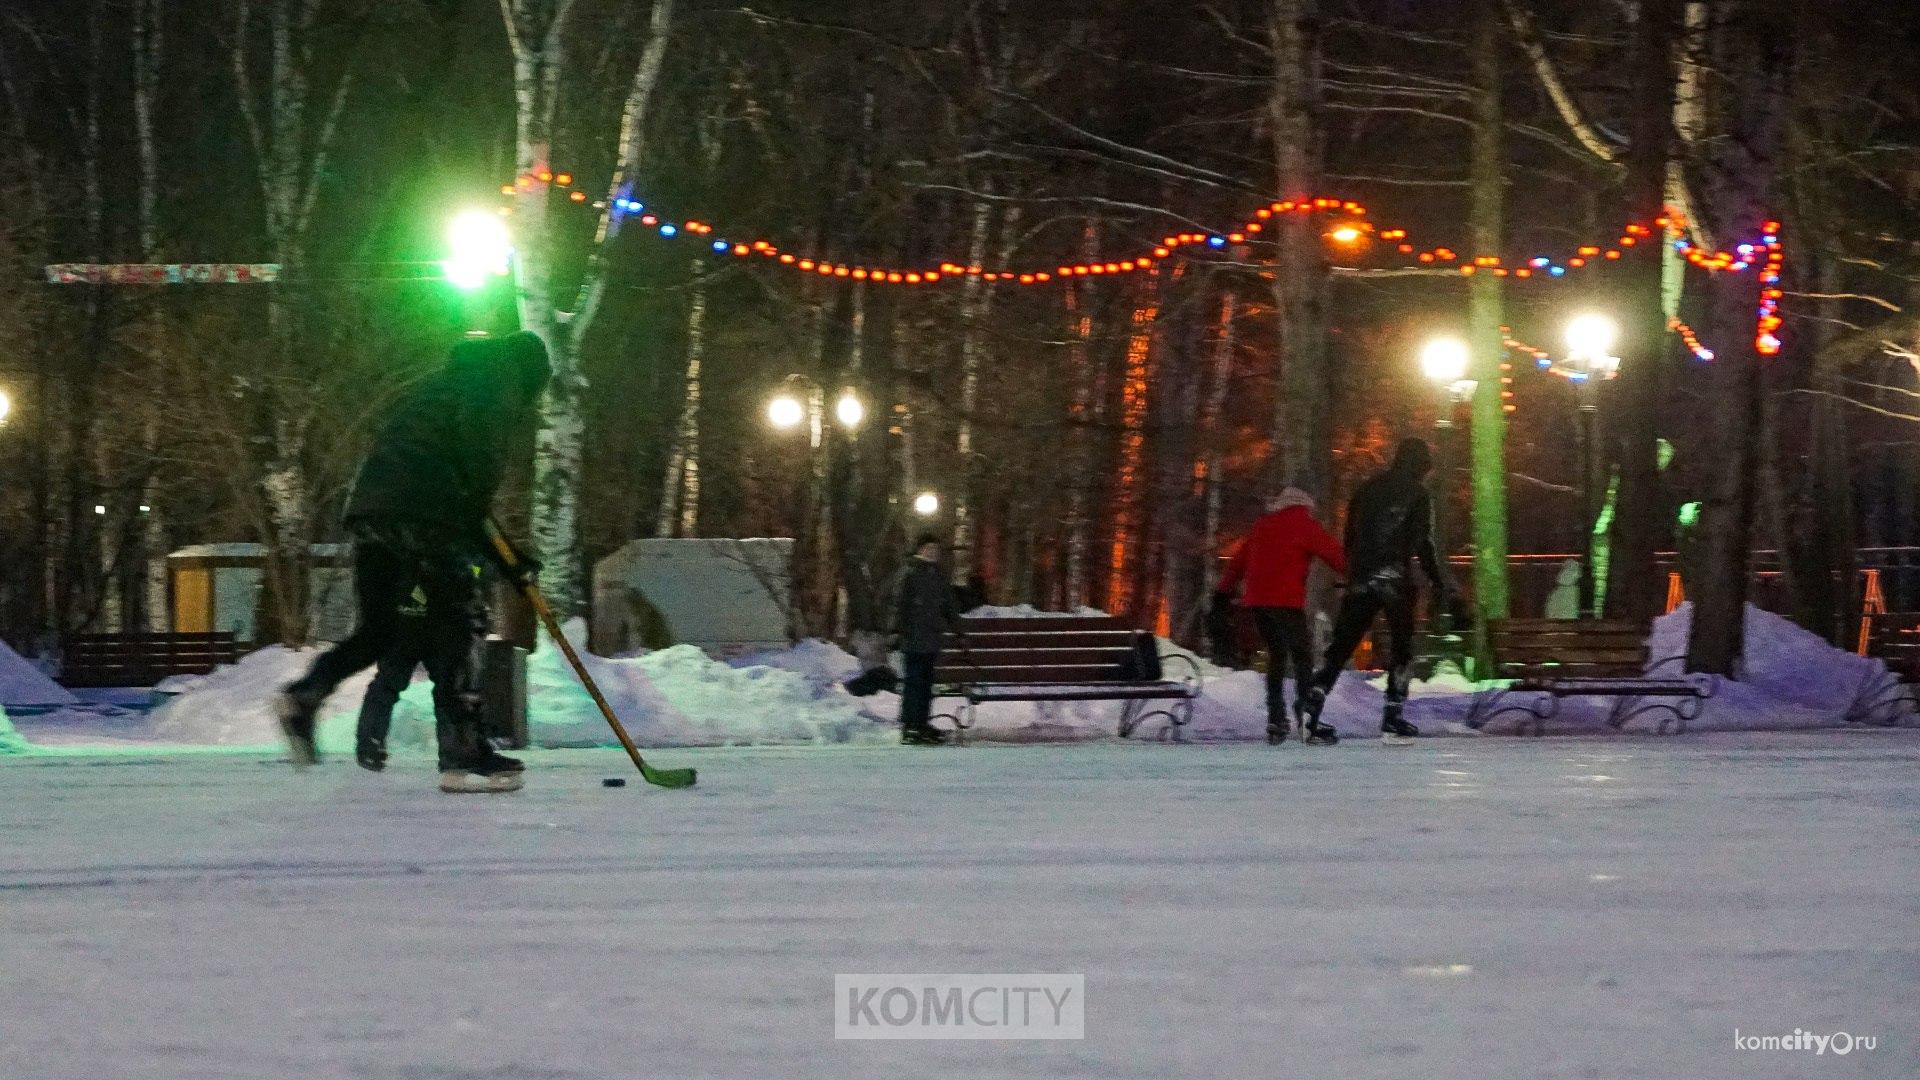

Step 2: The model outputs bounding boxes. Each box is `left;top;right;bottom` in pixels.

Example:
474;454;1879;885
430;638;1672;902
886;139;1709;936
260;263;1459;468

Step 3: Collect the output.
1218;505;1347;609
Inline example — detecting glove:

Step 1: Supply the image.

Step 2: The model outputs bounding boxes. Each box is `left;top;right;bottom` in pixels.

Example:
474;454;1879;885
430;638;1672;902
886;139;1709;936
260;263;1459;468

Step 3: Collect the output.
497;542;541;589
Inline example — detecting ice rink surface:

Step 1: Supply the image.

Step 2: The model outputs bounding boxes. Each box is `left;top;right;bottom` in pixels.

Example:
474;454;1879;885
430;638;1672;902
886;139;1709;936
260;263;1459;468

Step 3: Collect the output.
2;730;1915;1079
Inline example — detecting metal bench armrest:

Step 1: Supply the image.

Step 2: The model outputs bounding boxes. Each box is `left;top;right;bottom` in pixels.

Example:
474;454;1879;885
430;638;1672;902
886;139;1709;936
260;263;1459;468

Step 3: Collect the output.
1158;650;1204;697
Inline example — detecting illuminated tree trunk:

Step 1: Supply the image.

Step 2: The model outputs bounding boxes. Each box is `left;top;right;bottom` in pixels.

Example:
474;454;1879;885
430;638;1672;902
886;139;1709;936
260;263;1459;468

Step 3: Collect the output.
1199;287;1239;599
500;0;676;616
951;193;994;577
656;261;706;537
1062;222;1100;610
1107;273;1160;618
1466;0;1510;621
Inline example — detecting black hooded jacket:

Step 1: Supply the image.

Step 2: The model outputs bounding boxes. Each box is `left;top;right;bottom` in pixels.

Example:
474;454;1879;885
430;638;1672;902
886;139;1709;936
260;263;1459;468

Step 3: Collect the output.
344;332;551;545
1342;441;1445;588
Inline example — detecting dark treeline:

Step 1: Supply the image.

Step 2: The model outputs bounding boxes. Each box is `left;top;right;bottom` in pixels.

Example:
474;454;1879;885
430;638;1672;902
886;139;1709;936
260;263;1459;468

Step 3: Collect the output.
2;0;1918;669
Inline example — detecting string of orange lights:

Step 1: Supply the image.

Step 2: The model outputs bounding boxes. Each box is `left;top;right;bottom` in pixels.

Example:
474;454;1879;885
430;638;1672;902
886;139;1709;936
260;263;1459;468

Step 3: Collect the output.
498;166;1783;358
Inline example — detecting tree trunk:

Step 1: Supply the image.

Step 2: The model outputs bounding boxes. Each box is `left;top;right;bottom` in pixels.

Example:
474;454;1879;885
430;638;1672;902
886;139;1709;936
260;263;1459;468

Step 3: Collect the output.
1267;0;1330;503
1466;0;1510;621
503;0;676;616
656;261;706;537
1199;285;1239;600
1062;222;1100;610
950;192;995;577
1686;9;1789;673
1605;0;1682;623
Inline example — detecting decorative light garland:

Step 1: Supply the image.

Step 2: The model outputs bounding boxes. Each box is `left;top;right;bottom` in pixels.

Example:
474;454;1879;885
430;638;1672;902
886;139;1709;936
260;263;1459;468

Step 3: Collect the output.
499;169;1783;357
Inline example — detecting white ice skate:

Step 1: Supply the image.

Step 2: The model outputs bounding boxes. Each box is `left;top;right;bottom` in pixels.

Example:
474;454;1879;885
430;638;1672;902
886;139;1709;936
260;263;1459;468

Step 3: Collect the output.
439;770;525;794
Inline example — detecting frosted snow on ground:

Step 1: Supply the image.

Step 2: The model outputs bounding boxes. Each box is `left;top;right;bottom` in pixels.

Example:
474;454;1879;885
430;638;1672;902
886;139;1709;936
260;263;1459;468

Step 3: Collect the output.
0;732;1913;1079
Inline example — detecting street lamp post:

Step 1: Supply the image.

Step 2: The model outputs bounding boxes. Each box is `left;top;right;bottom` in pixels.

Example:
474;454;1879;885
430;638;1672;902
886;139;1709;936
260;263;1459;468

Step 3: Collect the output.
1419;336;1477;576
767;375;866;634
1564;314;1621;618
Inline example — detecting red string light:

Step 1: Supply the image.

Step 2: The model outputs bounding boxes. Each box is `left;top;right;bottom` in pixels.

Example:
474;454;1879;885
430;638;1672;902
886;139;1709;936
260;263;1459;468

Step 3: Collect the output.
498;168;1785;357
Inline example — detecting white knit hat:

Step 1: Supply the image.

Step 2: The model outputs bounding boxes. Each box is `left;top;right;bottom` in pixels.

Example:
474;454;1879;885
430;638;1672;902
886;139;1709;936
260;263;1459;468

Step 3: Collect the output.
1266;487;1316;513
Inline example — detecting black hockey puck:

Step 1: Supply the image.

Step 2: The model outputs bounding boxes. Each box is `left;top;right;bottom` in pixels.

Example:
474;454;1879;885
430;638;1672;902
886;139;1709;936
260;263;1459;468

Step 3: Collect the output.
602;777;627;788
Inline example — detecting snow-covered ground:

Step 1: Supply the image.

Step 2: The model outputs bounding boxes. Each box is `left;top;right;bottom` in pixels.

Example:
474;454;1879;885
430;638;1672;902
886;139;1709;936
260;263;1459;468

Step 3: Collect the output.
0;732;1914;1078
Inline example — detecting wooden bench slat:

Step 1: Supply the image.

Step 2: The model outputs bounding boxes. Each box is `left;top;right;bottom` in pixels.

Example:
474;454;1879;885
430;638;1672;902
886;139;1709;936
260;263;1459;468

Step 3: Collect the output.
937;665;1131;683
955;616;1131;633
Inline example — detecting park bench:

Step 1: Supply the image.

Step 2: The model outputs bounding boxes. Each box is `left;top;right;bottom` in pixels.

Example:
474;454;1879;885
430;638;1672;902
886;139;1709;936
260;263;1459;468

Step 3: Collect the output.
1464;618;1714;735
59;631;246;688
1851;612;1920;724
933;614;1202;738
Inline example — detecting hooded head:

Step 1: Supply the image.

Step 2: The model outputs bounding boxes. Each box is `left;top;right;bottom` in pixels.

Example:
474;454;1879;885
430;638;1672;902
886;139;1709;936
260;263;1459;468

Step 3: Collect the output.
1265;487;1316;514
1390;436;1433;478
448;331;552;407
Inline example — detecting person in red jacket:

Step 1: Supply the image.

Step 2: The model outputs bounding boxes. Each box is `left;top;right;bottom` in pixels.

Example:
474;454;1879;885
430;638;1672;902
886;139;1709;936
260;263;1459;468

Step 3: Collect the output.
1214;487;1347;743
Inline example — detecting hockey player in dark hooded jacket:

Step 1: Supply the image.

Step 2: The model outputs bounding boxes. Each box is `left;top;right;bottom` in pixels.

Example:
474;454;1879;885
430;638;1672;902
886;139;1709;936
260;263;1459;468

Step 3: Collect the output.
277;331;550;792
1299;437;1452;742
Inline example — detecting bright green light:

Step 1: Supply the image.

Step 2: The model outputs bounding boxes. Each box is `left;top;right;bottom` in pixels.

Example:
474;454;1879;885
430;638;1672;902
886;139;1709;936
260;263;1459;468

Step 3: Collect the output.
1678;501;1701;527
443;210;513;290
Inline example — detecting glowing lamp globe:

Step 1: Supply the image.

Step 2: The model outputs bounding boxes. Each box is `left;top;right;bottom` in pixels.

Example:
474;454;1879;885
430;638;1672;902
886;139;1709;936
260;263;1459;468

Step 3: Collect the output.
1419;337;1470;385
767;394;806;430
1566;313;1619;362
0;388;11;425
443;210;514;290
834;391;865;429
912;492;940;517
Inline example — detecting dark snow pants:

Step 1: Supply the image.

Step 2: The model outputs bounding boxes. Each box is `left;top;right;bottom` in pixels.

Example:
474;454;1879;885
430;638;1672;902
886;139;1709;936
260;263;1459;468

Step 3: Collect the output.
355;616;428;748
899;651;940;731
289;523;490;771
1310;575;1419;709
1252;607;1312;727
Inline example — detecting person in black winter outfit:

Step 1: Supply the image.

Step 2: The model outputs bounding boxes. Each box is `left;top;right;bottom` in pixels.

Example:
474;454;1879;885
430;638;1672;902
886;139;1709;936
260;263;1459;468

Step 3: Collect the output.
278;331;550;791
1301;437;1452;741
892;534;958;745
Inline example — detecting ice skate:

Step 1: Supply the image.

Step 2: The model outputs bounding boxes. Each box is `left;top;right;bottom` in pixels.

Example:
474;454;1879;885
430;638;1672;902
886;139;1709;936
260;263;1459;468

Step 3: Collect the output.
1301;717;1340;745
276;687;321;768
355;736;387;773
1381;707;1419;743
474;748;525;773
438;769;524;793
901;723;949;746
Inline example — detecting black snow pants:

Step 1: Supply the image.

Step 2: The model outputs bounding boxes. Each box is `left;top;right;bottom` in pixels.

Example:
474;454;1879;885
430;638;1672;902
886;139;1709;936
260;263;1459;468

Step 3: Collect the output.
1310;572;1419;710
898;651;940;731
1251;607;1313;728
289;522;490;771
355;615;428;748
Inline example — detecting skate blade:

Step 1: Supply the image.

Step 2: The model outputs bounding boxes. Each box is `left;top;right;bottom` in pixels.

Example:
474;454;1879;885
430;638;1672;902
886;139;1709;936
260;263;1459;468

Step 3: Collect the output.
439;771;525;794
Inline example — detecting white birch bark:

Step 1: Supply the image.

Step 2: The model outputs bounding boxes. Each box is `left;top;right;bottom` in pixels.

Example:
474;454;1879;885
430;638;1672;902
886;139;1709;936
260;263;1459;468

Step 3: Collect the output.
502;0;676;616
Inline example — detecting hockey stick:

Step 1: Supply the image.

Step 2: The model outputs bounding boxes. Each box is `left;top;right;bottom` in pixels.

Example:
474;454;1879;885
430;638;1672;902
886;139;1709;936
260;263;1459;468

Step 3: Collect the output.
485;521;697;789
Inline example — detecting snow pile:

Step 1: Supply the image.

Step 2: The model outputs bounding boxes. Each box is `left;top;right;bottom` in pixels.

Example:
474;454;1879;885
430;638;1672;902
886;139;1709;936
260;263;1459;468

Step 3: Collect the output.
523;622;889;748
1643;602;1901;728
146;624;894;752
113;602;1909;751
149;646;435;753
0;639;77;707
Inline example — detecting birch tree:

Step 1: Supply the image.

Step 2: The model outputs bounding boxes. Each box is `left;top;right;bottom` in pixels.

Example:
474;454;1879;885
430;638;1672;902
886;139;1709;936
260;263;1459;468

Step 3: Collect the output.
497;0;676;616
